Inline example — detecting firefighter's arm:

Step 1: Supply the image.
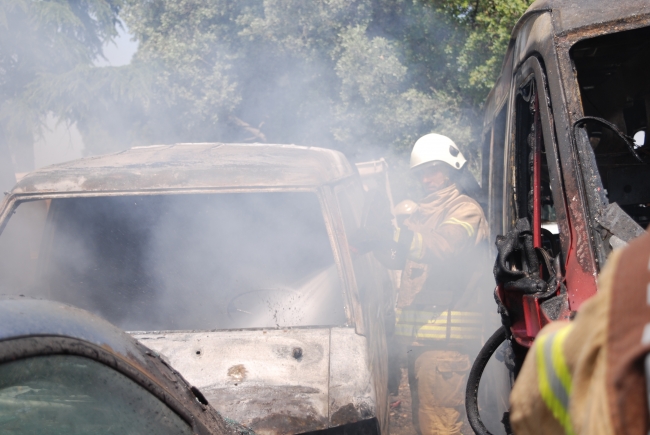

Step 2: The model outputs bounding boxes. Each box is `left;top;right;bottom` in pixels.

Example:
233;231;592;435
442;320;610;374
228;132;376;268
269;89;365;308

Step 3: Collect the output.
509;249;622;435
405;202;484;262
509;321;572;435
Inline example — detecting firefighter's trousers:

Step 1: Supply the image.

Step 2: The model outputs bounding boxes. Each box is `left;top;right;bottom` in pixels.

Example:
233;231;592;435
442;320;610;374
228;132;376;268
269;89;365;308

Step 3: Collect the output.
409;349;471;435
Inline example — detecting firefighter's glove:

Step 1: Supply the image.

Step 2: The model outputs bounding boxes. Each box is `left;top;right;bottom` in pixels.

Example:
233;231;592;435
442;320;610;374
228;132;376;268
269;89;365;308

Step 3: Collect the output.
395;227;414;259
348;227;390;255
370;226;414;270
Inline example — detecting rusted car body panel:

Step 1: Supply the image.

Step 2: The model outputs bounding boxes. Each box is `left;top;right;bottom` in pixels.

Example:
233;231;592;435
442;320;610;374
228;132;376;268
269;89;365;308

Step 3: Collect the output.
0;143;390;435
132;327;377;434
482;0;650;318
0;298;247;435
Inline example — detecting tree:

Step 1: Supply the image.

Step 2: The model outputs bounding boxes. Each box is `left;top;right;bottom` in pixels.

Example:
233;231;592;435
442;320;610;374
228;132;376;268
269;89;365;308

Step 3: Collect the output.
116;0;530;157
0;0;122;171
2;0;532;174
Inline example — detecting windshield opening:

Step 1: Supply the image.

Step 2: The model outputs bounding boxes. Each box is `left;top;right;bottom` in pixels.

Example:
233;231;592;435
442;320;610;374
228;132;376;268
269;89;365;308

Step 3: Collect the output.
571;25;650;228
0;192;346;331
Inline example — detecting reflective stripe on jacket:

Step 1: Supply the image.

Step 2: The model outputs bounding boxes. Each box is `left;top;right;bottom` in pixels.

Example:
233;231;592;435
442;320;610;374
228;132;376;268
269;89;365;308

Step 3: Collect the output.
395;308;482;342
535;324;575;435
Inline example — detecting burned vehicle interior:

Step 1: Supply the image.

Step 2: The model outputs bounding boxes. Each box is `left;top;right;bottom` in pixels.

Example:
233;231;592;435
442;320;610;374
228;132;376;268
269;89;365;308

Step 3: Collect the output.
0;192;346;331
572;25;650;229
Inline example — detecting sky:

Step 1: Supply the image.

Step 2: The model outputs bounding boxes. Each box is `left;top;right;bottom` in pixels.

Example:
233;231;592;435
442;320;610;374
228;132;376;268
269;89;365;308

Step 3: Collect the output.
95;24;139;67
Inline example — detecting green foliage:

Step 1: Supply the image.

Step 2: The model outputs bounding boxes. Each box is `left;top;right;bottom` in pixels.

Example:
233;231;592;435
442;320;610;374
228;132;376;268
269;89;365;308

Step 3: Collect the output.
454;0;533;104
0;0;122;169
2;0;533;169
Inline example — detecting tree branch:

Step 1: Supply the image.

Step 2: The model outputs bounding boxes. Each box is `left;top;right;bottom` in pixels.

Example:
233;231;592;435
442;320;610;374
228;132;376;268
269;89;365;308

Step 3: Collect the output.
227;115;267;143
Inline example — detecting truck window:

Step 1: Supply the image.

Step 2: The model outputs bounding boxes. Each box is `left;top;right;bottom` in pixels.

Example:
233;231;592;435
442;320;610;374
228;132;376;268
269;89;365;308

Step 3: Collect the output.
572;26;650;229
509;78;561;257
0;192;346;331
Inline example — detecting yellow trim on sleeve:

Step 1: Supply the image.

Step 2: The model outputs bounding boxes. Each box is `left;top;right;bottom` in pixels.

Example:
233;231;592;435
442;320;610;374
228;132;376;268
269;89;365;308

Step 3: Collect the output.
442;217;475;237
536;325;575;435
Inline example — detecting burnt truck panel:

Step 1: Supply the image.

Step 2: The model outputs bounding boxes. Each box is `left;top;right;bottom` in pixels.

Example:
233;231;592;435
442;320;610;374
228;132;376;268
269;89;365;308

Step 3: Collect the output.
0;143;390;435
468;2;650;432
132;328;331;434
9;143;355;194
131;327;381;435
483;0;650;329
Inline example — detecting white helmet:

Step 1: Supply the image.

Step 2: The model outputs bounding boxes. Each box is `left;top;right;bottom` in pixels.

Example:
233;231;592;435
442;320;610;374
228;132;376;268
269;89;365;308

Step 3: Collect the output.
409;133;466;170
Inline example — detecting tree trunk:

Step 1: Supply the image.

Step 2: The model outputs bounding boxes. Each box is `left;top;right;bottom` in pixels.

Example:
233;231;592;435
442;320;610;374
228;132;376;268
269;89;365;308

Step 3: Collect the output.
9;127;34;174
0;129;16;194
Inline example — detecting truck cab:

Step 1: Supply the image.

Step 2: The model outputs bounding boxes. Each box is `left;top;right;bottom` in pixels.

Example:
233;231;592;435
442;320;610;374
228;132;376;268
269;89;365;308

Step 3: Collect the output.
465;4;650;433
481;0;650;347
0;143;392;435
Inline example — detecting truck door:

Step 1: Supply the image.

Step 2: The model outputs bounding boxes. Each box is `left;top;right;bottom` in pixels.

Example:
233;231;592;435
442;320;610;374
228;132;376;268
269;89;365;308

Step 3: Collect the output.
499;57;598;347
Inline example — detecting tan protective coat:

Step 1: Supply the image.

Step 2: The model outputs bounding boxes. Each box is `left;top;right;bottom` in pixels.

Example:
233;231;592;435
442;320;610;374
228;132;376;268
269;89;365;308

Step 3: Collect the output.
395;183;488;435
397;184;488;309
511;230;650;435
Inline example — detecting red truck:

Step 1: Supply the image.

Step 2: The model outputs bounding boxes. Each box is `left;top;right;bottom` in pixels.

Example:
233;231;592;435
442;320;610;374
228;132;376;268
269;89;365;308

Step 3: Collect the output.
467;0;650;433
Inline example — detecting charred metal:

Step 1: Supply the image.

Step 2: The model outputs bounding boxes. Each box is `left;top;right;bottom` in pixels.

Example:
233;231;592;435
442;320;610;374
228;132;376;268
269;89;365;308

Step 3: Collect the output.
0;143;392;435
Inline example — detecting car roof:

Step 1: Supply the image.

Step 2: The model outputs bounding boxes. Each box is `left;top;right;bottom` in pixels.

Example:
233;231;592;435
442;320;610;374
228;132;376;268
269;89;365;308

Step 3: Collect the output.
0;297;149;364
527;0;650;35
482;0;650;132
11;143;355;195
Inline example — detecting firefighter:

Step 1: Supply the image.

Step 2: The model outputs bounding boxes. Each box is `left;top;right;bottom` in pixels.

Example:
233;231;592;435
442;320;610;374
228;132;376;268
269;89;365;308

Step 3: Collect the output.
509;230;650;435
394;133;489;435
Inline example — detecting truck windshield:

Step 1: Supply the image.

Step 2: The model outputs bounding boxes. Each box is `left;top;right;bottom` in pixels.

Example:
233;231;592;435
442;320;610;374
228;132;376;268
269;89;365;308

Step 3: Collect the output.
0;192;346;331
571;25;650;228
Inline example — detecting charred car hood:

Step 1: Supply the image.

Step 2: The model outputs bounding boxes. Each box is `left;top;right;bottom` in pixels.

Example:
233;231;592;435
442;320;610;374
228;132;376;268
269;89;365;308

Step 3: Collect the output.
132;327;376;435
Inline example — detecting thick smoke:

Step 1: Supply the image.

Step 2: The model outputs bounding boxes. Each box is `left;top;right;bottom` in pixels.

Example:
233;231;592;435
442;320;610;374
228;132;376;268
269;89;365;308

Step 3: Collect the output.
0;192;347;331
0;1;508;433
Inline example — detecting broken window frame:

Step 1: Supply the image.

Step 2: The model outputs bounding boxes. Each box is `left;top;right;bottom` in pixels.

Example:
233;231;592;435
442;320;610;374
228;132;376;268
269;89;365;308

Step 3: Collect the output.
501;57;583;341
484;104;508;240
566;25;650;265
507;58;570;268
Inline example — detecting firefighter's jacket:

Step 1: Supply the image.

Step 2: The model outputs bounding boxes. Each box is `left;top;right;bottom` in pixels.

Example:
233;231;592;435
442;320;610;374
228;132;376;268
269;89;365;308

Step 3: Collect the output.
394;183;489;345
510;230;650;435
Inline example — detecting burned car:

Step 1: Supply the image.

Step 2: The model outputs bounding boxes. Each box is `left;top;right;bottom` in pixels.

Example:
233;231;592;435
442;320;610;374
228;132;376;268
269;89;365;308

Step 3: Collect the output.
465;0;650;433
0;144;391;435
0;297;249;435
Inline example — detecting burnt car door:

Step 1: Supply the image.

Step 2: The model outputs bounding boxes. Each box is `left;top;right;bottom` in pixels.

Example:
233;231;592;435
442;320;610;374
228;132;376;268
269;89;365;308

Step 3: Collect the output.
470;54;597;435
496;56;591;346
